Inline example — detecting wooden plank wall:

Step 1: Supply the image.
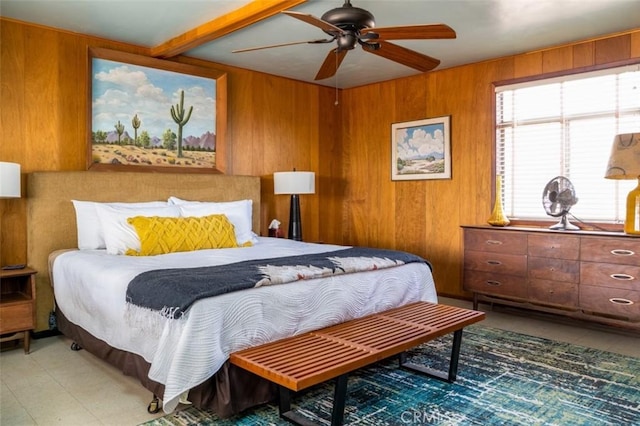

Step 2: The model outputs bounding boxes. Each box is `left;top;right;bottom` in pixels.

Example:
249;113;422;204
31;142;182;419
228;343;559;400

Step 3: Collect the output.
1;17;638;329
0;19;338;330
336;31;640;297
0;17;333;260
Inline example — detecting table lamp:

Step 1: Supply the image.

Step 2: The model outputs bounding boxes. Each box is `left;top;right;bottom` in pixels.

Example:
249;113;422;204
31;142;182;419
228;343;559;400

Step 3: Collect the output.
274;170;315;241
0;162;24;269
604;133;640;234
0;162;21;199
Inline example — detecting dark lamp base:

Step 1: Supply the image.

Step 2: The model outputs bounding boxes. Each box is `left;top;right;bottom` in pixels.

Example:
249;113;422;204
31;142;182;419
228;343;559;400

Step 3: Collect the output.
288;194;302;241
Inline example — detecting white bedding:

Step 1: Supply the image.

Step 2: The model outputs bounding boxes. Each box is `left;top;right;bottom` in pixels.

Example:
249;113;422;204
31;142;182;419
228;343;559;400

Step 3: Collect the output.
51;237;437;413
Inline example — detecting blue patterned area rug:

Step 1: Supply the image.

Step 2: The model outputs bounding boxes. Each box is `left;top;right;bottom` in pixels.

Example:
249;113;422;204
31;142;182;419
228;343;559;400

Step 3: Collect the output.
139;326;639;425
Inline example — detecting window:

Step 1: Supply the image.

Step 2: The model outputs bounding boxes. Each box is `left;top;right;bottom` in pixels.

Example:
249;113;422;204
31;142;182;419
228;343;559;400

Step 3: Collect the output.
495;64;640;224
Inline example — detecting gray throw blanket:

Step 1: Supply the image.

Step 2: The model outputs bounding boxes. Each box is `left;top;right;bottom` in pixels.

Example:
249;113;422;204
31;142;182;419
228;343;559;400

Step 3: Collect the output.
126;247;431;319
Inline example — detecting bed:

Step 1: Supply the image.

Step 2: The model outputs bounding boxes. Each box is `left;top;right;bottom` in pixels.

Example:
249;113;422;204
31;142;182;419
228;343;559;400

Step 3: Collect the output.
27;171;437;417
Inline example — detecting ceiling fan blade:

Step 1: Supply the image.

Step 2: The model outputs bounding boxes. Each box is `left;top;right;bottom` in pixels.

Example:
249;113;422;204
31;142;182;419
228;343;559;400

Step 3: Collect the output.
362;24;456;41
315;49;348;80
232;38;333;53
364;41;440;72
283;11;345;35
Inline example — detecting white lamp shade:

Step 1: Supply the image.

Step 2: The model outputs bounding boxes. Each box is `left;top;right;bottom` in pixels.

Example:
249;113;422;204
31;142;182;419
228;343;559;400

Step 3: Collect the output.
274;171;315;195
0;162;21;198
604;133;640;179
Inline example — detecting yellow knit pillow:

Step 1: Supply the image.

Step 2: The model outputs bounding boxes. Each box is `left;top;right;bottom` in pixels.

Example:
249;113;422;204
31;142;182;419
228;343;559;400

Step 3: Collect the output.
125;214;241;256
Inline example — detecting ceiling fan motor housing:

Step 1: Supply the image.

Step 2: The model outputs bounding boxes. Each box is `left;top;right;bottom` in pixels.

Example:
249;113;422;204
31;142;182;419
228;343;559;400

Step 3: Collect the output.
321;3;375;33
321;2;376;51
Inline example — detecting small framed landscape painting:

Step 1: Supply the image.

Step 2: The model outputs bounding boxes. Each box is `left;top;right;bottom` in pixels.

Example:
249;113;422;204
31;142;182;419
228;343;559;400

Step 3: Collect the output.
88;47;227;173
391;116;451;181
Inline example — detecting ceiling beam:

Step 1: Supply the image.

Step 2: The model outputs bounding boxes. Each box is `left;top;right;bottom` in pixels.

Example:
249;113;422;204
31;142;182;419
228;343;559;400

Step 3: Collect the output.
151;0;307;58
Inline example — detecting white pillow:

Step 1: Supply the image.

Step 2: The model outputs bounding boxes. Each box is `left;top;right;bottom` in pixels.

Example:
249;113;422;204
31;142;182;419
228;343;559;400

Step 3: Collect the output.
72;200;169;250
95;204;181;255
169;197;255;245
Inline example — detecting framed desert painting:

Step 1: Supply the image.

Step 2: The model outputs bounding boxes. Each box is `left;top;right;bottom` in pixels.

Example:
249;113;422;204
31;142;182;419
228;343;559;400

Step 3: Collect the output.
391;116;451;181
87;47;227;173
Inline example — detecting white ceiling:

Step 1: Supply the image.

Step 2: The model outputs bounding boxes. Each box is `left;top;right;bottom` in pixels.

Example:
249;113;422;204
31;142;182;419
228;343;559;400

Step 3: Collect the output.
2;0;640;89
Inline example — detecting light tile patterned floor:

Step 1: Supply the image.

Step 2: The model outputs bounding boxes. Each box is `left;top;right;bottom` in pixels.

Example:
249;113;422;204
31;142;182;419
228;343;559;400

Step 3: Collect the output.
1;298;638;425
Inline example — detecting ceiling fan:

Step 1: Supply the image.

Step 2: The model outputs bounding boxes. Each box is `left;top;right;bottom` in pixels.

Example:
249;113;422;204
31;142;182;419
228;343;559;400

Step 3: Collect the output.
233;0;456;81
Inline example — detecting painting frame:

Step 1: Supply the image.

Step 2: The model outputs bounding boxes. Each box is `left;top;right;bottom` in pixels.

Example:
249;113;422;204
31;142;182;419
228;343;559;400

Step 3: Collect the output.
87;47;227;174
391;115;451;181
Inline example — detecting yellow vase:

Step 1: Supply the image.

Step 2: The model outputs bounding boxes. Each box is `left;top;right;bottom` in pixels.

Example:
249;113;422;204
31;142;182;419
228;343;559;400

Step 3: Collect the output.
487;175;510;227
624;177;640;234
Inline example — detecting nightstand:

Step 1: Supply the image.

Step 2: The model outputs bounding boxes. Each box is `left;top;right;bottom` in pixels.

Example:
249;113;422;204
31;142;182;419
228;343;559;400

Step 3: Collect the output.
0;267;37;353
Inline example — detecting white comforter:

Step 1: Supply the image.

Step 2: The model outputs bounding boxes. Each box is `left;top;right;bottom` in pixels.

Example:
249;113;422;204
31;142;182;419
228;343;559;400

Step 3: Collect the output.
51;237;437;413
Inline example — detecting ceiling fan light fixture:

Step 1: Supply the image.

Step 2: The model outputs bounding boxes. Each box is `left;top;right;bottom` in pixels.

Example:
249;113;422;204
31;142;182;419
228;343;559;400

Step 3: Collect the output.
337;32;358;51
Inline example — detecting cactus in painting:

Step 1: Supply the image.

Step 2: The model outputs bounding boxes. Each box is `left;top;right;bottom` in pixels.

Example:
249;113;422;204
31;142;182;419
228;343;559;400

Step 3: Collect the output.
114;120;125;144
170;90;193;158
131;114;141;145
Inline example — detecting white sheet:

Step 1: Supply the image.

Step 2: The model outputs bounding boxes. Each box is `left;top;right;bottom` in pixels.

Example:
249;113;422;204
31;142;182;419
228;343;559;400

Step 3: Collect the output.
51;237;437;413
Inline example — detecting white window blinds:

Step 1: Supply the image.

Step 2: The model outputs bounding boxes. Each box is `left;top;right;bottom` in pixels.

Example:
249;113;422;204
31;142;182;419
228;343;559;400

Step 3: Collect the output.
495;64;640;223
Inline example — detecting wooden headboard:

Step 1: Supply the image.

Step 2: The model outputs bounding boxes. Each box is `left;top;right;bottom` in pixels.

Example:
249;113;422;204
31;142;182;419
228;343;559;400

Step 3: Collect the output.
27;171;261;331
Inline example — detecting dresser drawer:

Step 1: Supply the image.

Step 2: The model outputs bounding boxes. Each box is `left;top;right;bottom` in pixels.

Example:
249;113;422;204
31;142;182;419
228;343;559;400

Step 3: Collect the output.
0;303;34;334
464;250;527;276
528;279;579;308
580;285;640;321
464;229;527;254
527;234;579;260
463;270;527;299
580;237;640;266
528;256;579;283
581;263;640;290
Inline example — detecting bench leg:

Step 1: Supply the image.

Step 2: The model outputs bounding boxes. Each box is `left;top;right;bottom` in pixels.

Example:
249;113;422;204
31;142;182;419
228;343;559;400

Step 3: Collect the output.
278;374;349;426
399;329;463;383
278;386;315;426
331;374;348;425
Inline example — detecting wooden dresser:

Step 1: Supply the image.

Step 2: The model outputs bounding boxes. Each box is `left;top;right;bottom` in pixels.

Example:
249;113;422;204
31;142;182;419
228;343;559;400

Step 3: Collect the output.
462;225;639;331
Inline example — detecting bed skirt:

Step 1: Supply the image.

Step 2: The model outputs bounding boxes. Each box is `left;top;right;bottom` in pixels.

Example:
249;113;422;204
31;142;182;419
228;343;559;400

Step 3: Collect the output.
56;308;276;417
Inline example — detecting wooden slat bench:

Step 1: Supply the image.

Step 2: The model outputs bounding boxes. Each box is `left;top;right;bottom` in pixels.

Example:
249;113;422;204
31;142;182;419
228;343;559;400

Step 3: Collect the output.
230;302;485;425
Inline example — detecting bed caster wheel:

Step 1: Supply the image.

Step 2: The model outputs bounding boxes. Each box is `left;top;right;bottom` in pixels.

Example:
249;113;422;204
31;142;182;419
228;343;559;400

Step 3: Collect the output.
70;342;83;351
148;396;161;414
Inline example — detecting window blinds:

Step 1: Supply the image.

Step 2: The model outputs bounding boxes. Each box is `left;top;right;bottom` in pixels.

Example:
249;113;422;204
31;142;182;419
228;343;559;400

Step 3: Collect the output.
495;64;640;223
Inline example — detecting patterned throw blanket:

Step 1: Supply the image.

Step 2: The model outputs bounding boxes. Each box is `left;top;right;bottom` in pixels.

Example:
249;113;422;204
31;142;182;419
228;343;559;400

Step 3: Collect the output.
126;247;431;319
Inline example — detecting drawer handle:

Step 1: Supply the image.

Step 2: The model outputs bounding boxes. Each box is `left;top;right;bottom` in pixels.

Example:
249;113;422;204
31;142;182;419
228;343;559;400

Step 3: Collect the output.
610;273;635;281
485;240;503;245
610;249;635;256
485;280;502;286
486;260;502;266
609;298;634;305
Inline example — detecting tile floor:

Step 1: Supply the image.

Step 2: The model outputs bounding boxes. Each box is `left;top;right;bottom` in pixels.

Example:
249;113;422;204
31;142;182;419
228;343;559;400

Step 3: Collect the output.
1;298;639;425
